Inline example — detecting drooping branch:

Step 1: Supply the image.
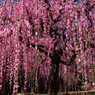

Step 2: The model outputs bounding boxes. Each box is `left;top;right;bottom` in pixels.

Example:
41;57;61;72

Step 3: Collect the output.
90;43;95;48
31;43;48;56
60;51;76;66
0;17;14;25
53;8;64;24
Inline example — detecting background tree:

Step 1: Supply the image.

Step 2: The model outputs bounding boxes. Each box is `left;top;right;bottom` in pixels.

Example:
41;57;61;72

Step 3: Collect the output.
0;0;95;95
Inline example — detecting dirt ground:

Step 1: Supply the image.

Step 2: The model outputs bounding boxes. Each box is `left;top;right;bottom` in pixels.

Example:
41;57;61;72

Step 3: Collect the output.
17;90;95;95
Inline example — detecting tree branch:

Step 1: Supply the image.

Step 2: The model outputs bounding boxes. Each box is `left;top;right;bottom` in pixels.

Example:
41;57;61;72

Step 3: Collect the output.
60;51;76;66
31;43;48;56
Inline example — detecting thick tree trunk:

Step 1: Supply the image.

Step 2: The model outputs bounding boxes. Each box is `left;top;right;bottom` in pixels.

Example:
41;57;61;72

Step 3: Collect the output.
47;48;63;95
48;60;59;95
2;68;8;95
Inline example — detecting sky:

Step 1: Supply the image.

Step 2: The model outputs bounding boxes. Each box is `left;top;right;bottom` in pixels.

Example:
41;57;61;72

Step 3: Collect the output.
0;0;94;11
0;0;5;5
0;0;83;5
0;0;20;5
